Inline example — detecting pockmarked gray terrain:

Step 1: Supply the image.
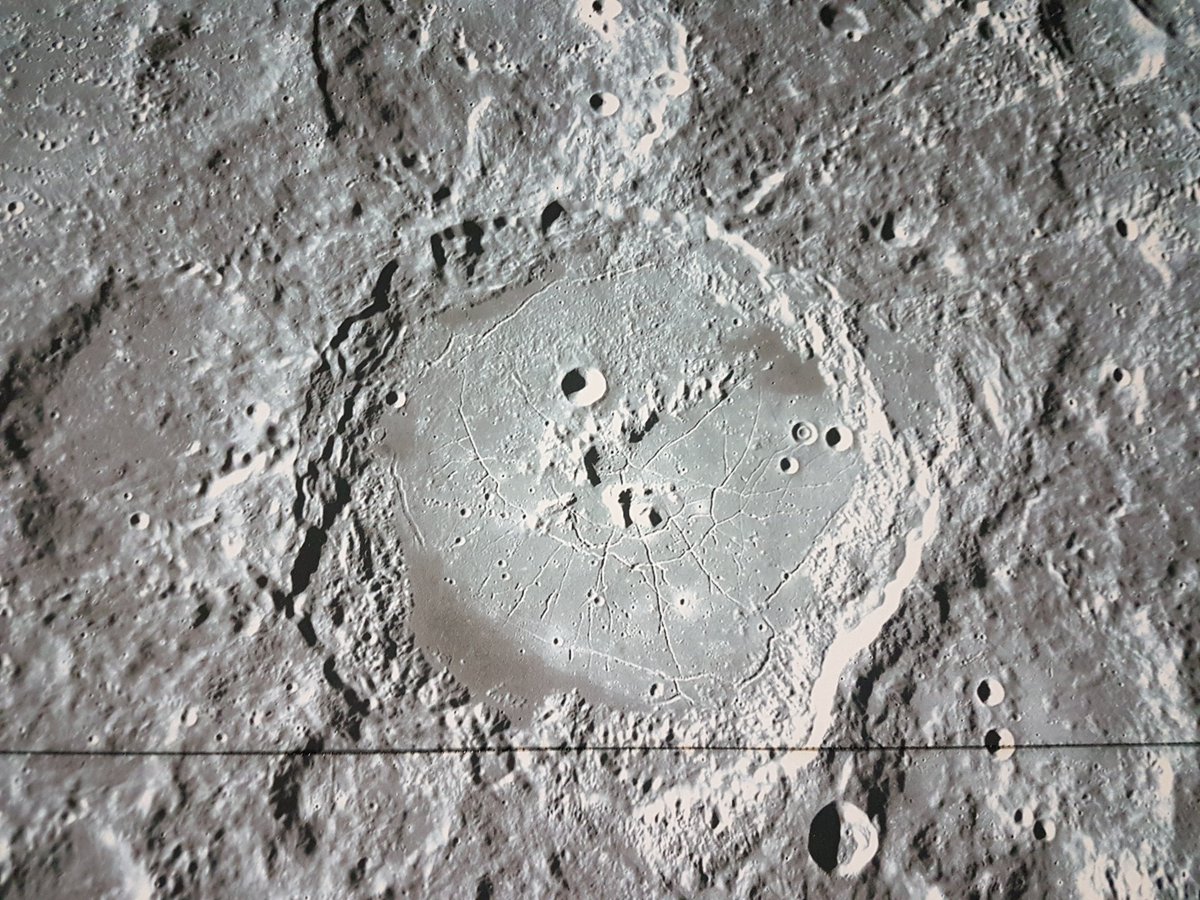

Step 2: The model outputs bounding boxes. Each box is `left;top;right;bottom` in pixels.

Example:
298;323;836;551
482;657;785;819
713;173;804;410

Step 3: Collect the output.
1;0;1198;896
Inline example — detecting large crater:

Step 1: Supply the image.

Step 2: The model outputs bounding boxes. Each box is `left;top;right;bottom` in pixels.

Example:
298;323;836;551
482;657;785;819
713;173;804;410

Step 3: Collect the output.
371;252;903;731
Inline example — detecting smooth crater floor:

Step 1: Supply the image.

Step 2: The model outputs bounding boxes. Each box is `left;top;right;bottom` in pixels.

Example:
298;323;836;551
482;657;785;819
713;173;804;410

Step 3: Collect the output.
379;266;860;711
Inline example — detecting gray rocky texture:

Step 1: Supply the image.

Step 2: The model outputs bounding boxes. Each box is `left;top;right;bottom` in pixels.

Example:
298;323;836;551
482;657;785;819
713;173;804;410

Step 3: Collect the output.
1;0;1198;896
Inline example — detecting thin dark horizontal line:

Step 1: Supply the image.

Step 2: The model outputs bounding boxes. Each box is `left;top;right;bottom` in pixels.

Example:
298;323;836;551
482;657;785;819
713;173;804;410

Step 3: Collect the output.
0;740;1197;759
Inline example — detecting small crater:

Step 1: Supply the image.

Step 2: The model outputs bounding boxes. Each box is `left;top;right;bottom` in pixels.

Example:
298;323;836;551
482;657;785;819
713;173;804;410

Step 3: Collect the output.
791;420;818;445
1033;819;1056;841
540;200;566;234
976;677;1004;706
1111;366;1129;385
825;425;854;451
779;455;799;475
246;402;271;425
561;367;607;407
129;512;150;530
808;801;878;877
589;91;620;117
984;727;1015;760
879;211;896;242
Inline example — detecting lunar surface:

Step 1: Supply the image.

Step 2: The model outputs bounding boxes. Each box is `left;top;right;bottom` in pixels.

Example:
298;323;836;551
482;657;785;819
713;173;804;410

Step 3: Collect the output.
1;0;1198;896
